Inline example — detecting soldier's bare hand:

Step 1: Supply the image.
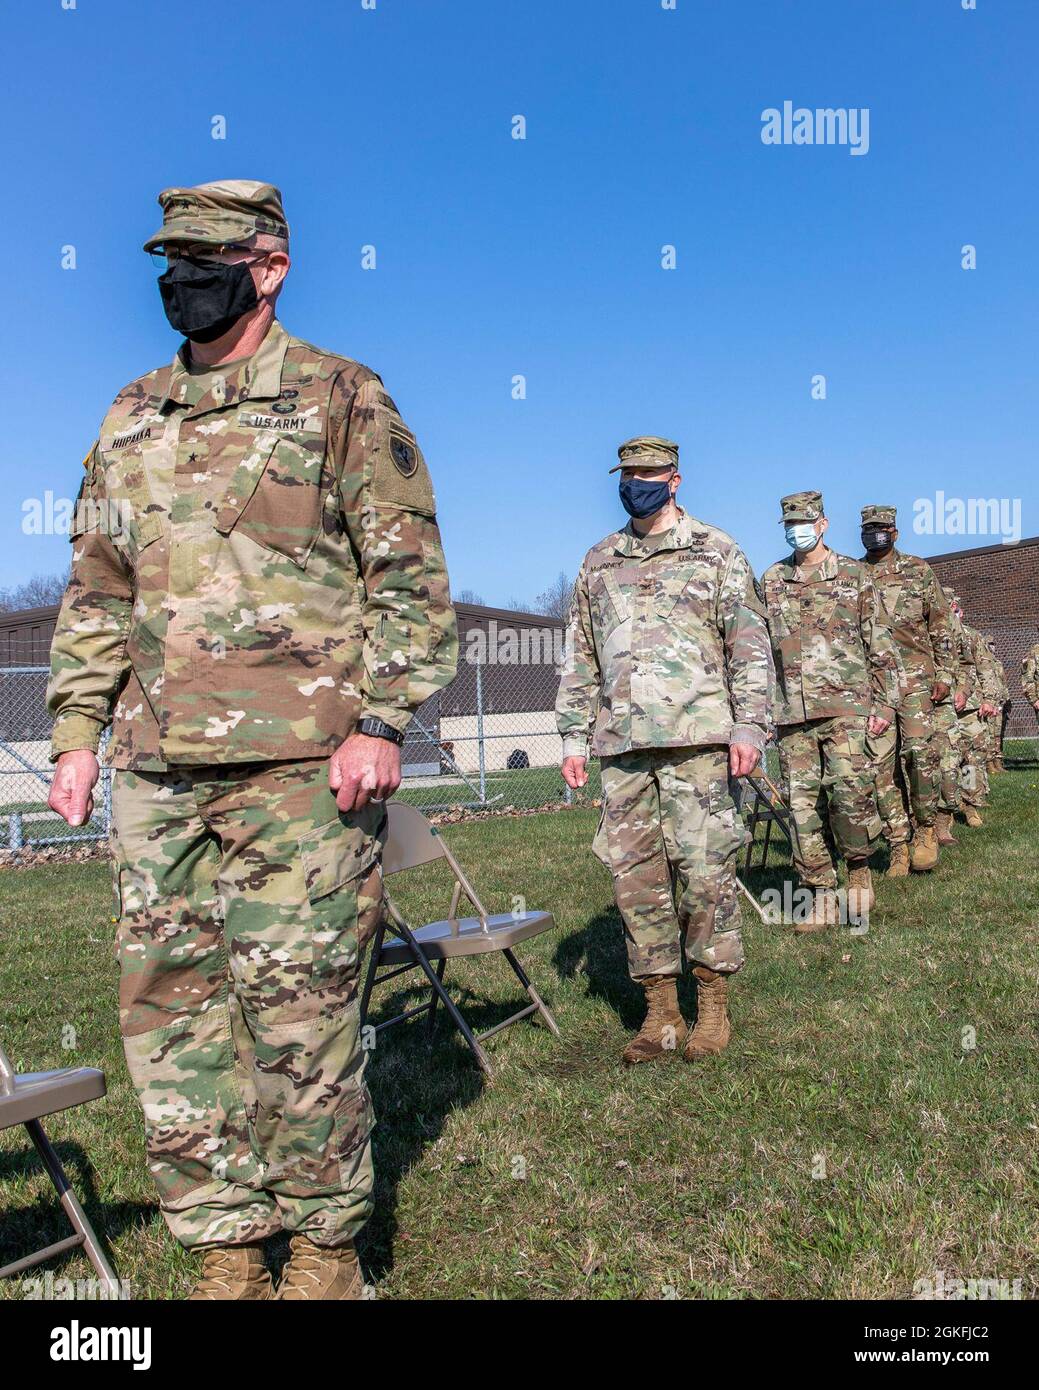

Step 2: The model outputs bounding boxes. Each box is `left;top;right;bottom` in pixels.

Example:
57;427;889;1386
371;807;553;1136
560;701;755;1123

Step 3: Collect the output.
561;756;588;790
868;714;891;737
48;750;100;828
729;742;760;778
979;702;997;719
329;734;401;812
954;691;967;712
931;680;950;703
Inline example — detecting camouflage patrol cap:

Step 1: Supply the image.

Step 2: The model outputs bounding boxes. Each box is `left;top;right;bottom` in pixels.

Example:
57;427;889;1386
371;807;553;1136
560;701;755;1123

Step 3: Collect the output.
861;504;897;527
779;490;824;523
608;436;679;473
143;180;289;252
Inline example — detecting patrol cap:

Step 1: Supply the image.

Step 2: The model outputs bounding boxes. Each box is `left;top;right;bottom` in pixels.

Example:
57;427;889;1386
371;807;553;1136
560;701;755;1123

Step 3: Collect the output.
609;436;679;474
143;180;289;252
779;490;824;523
861;504;897;527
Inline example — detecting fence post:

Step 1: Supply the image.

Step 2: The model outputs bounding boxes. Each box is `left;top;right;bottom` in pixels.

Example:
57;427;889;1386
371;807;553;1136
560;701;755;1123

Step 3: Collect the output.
475;655;487;804
9;811;23;852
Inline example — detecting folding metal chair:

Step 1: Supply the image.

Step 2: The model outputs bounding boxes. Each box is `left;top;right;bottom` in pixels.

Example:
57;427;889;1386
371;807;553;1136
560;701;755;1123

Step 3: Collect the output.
0;1043;119;1292
359;803;561;1078
740;770;799;872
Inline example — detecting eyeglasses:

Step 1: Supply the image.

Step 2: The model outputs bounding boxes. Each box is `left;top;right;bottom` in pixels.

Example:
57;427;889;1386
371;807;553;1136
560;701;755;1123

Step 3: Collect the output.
149;243;269;269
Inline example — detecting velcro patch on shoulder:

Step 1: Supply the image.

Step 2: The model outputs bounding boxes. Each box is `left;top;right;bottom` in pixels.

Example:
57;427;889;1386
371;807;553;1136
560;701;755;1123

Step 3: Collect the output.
367;391;436;516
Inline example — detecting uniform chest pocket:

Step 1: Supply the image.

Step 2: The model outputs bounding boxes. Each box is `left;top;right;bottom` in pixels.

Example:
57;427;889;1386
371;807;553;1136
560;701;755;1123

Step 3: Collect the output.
590;568;633;648
99;432;167;558
215;422;327;568
653;562;715;620
765;582;797;635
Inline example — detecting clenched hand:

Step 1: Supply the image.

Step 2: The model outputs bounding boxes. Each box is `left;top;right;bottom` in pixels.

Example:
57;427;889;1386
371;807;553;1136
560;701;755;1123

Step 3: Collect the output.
729;741;761;778
48;750;100;827
561;756;588;790
329;733;401;813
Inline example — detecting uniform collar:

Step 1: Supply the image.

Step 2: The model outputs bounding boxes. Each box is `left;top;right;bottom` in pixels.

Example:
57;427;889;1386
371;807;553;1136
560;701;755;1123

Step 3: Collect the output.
783;546;840;582
158;318;291;415
615;507;700;557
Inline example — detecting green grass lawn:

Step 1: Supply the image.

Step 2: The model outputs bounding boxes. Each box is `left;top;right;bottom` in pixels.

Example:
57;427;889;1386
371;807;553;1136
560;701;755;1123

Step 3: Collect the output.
1;767;1037;1300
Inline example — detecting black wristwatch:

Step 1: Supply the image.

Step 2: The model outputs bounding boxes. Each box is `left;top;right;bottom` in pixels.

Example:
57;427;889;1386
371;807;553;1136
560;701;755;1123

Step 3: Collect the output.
358;716;405;746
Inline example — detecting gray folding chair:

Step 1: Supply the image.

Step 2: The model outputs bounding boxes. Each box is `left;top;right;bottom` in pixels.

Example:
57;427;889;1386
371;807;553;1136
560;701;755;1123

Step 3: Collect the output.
0;1043;119;1292
359;802;560;1078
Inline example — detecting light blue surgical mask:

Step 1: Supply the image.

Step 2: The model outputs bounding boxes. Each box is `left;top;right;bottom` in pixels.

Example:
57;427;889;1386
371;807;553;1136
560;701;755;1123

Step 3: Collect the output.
784;523;818;553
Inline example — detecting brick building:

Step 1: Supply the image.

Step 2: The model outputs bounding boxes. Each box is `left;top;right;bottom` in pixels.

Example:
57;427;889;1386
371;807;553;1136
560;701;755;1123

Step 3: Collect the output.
926;535;1039;738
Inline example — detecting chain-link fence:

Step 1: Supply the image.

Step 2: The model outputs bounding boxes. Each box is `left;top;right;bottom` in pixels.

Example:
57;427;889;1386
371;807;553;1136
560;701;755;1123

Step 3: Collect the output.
0;650;581;850
7;653;1034;852
0;666;112;850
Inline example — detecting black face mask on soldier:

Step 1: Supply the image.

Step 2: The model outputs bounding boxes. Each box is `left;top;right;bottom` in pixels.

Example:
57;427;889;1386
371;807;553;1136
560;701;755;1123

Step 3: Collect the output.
157;256;259;343
862;528;893;553
619;476;672;519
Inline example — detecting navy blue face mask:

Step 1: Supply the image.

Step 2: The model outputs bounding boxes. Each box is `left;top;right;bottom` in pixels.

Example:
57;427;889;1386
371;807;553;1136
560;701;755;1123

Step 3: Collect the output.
619;476;671;519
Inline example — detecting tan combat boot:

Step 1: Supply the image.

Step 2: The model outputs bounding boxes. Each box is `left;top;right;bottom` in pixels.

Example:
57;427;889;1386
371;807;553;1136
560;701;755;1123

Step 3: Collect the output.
188;1244;272;1300
683;966;730;1060
846;863;875;921
962;805;984;828
277;1234;364;1300
987;759;1000;776
910;825;939;872
886;843;910;878
793;887;839;933
935;811;957;845
622;976;686;1064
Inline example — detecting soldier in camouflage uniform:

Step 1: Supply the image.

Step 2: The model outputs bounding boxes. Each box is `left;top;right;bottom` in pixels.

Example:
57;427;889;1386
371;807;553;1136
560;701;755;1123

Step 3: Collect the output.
945;593;998;827
761;492;899;930
983;637;1009;775
556;437;773;1065
858;506;955;876
1022;640;1039;735
932;585;965;845
46;182;457;1300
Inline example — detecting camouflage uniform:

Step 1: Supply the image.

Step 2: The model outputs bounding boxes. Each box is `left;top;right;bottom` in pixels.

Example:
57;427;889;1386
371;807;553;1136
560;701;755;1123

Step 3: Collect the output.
947;603;996;810
934;585;965;814
556;439;773;981
761;492;899;890
859;507;955;845
1022;641;1039;722
983;638;1010;767
46;183;457;1250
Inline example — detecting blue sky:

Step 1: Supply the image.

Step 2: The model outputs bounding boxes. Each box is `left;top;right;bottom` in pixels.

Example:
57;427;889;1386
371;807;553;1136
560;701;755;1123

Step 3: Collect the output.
2;0;1035;604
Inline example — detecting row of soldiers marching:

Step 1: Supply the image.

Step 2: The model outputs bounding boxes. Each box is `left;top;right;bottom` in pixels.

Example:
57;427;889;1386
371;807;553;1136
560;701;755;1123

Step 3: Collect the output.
557;441;1036;1065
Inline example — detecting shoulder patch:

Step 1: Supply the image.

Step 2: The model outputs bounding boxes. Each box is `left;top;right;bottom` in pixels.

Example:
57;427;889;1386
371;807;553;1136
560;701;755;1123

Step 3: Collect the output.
360;381;435;517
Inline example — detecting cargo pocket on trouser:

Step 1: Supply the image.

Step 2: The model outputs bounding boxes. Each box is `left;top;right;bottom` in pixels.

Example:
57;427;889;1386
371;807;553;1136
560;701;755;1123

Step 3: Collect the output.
696;779;747;971
666;767;747;974
827;719;883;857
300;817;384;1014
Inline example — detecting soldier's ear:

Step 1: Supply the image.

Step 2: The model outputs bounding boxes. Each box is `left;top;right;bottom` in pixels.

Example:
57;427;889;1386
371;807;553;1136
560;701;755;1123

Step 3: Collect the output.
818;515;830;536
670;469;681;494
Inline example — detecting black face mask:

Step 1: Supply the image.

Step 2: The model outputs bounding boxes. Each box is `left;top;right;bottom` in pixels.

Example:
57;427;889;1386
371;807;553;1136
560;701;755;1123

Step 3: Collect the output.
862;528;894;553
619;476;672;519
157;256;258;343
